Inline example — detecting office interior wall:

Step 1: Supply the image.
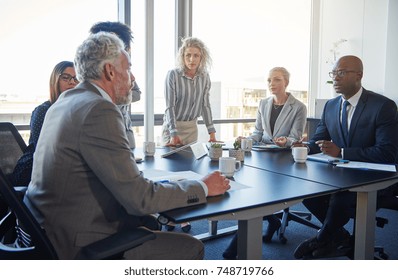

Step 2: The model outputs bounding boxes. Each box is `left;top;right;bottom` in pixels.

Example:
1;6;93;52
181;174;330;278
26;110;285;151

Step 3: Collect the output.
316;0;396;102
384;0;398;104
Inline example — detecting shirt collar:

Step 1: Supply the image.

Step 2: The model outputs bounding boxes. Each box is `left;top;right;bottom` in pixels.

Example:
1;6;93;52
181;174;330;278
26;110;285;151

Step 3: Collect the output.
342;87;363;107
90;82;113;103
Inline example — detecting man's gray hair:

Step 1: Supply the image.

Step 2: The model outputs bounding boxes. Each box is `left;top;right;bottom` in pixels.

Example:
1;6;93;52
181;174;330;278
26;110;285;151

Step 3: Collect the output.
74;32;125;82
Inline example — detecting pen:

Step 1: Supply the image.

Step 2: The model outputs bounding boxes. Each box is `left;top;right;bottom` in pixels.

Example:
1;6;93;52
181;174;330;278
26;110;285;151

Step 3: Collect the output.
292;138;310;145
156;180;170;183
156;178;185;183
329;159;350;164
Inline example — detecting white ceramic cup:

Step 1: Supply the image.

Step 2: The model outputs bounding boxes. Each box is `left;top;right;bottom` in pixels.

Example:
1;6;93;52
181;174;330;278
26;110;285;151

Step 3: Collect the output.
241;138;253;151
144;141;156;156
292;146;308;163
219;157;241;177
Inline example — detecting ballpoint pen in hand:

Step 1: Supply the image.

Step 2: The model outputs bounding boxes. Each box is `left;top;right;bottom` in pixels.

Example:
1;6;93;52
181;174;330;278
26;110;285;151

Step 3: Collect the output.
293;137;310;146
329;159;350;164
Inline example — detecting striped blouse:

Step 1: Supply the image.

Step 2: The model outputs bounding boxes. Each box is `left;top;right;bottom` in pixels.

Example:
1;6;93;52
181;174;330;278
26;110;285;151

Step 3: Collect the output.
163;69;216;137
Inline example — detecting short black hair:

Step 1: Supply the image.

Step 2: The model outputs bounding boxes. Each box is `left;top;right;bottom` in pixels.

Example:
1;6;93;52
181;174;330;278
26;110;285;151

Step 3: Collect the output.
90;21;133;51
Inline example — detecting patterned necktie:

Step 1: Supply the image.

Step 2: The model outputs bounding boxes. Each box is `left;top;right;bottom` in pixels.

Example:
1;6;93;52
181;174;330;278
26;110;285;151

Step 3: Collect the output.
341;100;349;144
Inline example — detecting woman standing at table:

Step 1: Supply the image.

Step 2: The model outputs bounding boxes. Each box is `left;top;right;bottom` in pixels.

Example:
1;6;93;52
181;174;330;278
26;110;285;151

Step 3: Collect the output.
10;61;78;186
162;37;218;147
223;66;307;259
161;37;218;233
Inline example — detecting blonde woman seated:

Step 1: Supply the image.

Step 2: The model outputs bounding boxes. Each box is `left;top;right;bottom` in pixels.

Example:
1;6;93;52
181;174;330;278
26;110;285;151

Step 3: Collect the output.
223;66;307;259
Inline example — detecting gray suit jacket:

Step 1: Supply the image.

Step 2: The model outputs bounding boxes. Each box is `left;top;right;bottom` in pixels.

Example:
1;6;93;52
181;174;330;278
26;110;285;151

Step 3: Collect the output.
24;82;206;259
250;93;307;146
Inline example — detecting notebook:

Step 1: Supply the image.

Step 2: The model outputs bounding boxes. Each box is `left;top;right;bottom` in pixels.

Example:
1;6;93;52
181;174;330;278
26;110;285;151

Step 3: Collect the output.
252;144;290;151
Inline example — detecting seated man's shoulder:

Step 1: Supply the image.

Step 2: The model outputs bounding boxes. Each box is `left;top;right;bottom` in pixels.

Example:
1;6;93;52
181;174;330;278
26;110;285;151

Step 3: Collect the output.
364;90;396;109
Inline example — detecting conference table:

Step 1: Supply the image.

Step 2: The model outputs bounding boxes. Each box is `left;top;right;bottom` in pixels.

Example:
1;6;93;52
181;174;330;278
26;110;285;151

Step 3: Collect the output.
243;150;398;259
134;146;398;260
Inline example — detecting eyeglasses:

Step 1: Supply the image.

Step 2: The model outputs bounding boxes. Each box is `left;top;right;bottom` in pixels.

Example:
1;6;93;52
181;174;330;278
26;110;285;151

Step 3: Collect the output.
328;70;358;79
59;73;79;84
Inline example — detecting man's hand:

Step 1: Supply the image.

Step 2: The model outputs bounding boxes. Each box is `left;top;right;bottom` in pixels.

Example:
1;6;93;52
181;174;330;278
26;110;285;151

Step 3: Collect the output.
315;140;341;157
166;136;183;147
202;171;230;196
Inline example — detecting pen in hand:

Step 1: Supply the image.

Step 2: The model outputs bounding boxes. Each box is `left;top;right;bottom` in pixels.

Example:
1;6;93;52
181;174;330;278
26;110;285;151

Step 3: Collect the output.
292;137;310;146
329;159;349;164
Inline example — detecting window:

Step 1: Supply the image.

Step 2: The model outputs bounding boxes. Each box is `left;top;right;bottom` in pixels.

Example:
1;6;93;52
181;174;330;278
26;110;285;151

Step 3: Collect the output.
130;0;175;145
1;0;312;145
192;0;311;141
0;0;117;140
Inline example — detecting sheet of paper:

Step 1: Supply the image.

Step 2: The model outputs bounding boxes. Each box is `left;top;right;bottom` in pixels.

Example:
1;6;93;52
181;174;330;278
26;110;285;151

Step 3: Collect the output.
307;153;397;172
142;169;251;191
335;161;397;172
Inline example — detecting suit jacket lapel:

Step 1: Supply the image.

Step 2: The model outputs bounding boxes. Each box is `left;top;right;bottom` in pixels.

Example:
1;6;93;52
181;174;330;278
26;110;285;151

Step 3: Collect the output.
347;90;368;146
273;98;293;136
264;98;274;137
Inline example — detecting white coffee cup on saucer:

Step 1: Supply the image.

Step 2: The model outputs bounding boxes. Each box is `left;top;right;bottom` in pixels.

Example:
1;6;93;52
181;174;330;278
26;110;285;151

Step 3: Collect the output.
219;157;241;177
292;146;308;163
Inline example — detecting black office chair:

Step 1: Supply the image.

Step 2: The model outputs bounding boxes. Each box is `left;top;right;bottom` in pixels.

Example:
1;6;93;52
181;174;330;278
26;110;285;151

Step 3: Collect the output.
0;122;27;181
0;122;28;220
271;118;322;244
0;168;156;259
304;186;398;260
367;184;398;259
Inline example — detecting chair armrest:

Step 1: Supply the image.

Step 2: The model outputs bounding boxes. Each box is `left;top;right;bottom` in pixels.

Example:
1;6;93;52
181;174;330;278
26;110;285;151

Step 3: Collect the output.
76;227;156;260
0;212;16;236
14;186;27;193
14;186;27;201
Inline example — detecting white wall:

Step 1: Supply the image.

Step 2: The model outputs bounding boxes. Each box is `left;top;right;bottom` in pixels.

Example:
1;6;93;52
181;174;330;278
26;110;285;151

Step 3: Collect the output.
384;0;398;104
315;0;397;103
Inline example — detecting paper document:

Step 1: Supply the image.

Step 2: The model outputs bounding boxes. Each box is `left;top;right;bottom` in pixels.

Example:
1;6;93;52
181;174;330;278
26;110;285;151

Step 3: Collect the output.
335;161;397;172
142;169;251;191
307;153;397;172
252;144;289;151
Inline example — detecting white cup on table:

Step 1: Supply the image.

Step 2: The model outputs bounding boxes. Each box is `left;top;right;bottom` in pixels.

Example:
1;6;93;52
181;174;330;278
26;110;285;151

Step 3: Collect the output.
219;157;241;177
291;146;308;163
144;141;156;156
241;138;253;151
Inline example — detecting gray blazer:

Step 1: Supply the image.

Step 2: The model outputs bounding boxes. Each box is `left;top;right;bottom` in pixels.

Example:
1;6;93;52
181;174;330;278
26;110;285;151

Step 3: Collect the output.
250;93;307;147
24;82;206;259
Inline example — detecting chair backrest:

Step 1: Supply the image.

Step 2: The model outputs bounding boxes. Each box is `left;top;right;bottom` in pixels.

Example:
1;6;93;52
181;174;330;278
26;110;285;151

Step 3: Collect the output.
305;118;321;141
0;168;58;259
0;122;27;177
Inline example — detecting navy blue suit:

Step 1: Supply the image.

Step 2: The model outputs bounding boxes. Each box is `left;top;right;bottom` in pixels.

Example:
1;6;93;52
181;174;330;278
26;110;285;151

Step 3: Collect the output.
309;88;398;163
305;88;398;241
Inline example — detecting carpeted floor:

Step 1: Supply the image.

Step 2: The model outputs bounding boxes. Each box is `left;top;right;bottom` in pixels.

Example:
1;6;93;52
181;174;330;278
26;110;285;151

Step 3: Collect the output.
162;203;398;260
